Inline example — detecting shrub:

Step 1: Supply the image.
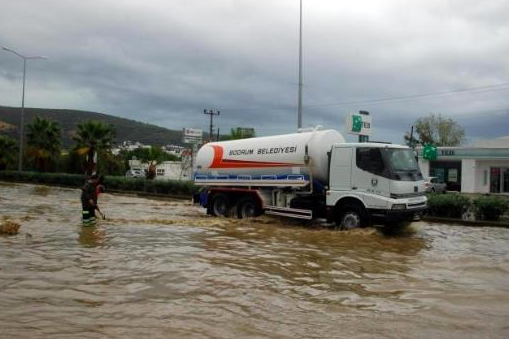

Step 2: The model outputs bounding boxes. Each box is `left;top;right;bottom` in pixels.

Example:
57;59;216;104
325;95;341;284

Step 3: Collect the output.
103;177;196;196
473;196;509;221
426;193;471;218
0;171;85;186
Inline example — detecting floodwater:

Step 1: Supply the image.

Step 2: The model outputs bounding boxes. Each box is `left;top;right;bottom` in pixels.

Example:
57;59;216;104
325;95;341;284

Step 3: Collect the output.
1;183;509;339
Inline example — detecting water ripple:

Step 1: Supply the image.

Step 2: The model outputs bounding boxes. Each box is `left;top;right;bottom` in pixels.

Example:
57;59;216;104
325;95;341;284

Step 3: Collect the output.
1;182;509;338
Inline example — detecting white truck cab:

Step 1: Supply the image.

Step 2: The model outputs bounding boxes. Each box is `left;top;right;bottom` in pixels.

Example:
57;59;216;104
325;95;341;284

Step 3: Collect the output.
327;143;426;228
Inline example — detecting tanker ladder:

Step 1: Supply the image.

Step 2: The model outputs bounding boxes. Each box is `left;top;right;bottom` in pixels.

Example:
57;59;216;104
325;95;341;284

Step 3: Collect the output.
264;205;313;220
194;174;310;187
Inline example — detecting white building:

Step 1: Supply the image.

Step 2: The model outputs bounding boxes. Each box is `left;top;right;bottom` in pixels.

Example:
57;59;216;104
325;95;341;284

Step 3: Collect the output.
121;141;151;151
155;161;191;181
162;144;186;157
417;137;509;194
127;157;192;181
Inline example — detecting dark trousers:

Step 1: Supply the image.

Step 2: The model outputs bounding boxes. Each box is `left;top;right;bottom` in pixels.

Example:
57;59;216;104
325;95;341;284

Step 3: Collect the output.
82;207;96;226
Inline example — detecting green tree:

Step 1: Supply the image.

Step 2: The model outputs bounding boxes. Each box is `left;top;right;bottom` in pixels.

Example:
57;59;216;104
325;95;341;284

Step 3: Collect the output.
25;116;61;172
0;135;18;170
221;128;256;141
97;152;126;176
404;113;465;146
229;128;244;140
58;150;83;174
73;120;116;176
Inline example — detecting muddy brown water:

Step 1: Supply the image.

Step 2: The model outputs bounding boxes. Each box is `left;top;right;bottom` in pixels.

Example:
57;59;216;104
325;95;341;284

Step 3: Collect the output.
1;182;509;338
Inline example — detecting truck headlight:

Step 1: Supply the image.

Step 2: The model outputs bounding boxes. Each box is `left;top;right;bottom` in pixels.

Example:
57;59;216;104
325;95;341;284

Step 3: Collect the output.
391;204;407;210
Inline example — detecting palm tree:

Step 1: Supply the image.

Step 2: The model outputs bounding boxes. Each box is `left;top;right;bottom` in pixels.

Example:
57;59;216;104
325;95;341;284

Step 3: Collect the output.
25;116;61;172
0;135;18;170
73;120;116;175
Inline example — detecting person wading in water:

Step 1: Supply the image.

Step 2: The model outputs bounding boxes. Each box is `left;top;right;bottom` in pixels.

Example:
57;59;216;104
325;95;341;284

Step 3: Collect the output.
94;175;106;220
81;174;100;226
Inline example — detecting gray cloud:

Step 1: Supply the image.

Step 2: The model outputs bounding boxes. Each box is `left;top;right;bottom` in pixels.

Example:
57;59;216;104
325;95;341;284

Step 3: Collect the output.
1;0;508;143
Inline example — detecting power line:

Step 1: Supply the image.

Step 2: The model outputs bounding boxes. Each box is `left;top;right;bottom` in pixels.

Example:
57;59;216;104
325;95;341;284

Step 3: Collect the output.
220;81;509;113
306;82;509;108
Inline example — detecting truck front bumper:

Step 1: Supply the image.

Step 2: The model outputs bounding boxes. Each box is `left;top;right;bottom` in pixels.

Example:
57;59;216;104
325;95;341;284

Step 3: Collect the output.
370;205;427;226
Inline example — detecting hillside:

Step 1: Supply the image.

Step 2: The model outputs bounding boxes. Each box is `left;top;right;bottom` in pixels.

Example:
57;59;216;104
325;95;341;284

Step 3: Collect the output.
0;106;186;149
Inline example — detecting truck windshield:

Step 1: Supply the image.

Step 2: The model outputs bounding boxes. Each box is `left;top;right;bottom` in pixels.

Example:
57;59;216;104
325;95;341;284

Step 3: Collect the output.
387;149;419;171
385;148;422;181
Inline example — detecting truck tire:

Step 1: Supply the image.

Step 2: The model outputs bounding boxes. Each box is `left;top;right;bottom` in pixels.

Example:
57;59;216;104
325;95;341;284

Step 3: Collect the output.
336;204;366;230
237;197;261;219
211;193;230;217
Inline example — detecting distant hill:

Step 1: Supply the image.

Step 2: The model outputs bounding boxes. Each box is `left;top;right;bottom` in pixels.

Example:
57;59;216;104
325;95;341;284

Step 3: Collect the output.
0;106;187;149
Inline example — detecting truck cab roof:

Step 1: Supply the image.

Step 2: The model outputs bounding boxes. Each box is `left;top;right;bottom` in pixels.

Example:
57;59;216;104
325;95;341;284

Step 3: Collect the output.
333;142;409;149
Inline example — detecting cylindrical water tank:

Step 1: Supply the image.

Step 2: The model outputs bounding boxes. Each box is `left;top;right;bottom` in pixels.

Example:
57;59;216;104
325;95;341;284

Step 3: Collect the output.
194;129;345;183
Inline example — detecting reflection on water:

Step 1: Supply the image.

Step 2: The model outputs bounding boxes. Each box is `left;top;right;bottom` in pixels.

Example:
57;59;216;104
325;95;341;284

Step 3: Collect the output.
78;226;107;247
1;182;509;339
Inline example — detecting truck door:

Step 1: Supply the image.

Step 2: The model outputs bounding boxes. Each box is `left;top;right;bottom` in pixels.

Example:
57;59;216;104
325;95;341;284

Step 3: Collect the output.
352;147;391;207
329;146;353;191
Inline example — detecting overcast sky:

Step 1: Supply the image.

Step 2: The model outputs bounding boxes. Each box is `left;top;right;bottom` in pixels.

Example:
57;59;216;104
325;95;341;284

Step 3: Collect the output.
1;0;508;144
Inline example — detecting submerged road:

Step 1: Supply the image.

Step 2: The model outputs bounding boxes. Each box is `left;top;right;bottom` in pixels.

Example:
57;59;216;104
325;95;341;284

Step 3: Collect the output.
1;182;509;338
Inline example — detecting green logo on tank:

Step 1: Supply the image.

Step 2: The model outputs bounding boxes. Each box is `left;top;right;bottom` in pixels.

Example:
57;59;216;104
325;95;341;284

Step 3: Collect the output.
351;115;363;132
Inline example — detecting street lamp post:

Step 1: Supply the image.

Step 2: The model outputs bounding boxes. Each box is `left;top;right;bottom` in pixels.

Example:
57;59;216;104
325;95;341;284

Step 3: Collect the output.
2;46;47;171
297;0;303;129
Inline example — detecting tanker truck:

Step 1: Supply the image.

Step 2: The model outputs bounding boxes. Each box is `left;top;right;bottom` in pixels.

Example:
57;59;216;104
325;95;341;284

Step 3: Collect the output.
192;127;427;229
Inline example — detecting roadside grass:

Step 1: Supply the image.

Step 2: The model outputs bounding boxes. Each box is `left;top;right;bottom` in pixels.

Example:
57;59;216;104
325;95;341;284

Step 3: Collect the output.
0;170;197;197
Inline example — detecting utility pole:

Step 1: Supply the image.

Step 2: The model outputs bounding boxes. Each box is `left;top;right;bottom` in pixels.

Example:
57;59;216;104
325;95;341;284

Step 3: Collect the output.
297;0;303;129
204;109;220;142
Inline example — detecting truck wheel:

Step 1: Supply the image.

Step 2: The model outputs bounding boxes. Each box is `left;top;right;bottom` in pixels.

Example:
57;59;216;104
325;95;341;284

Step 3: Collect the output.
237;197;260;219
336;204;366;230
211;193;230;217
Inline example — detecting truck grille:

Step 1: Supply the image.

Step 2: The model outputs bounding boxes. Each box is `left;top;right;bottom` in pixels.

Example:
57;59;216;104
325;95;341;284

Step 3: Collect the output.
390;192;426;199
408;202;427;208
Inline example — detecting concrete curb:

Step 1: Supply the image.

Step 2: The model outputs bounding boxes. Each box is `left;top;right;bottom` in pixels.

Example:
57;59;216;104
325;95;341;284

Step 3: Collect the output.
422;216;509;228
106;189;190;200
0;180;191;201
